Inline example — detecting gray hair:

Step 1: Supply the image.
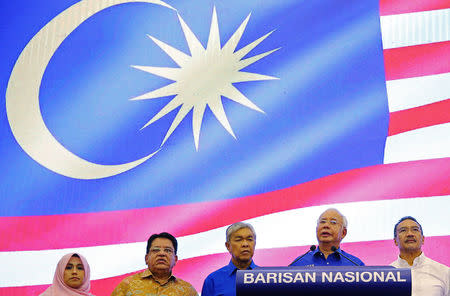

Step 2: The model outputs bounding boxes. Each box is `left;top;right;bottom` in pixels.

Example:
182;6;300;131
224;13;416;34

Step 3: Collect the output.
226;222;256;242
318;208;348;229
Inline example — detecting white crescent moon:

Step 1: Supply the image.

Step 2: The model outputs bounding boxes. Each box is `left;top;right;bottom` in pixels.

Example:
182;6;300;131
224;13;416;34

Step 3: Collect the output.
6;0;175;179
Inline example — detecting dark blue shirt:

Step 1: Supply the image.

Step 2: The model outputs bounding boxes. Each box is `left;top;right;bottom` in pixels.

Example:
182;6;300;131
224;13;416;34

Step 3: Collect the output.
290;247;365;266
201;260;258;296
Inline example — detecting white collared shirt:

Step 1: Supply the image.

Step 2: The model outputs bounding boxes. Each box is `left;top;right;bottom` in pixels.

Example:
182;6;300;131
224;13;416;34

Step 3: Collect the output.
391;253;449;296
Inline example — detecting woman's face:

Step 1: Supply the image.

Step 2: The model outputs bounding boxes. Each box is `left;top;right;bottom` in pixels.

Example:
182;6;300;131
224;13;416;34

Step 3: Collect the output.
63;256;85;289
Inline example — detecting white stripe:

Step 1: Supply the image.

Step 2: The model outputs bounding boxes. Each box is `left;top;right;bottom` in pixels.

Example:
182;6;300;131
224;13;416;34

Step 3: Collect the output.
1;196;449;286
386;73;450;112
384;123;450;163
381;9;450;49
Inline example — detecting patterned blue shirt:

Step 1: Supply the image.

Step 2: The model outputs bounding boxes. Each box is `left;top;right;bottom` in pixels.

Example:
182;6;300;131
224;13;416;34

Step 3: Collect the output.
201;260;258;296
290;247;365;266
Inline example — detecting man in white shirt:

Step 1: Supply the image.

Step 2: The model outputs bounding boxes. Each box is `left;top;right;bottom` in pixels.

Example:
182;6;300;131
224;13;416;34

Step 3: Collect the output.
391;216;449;296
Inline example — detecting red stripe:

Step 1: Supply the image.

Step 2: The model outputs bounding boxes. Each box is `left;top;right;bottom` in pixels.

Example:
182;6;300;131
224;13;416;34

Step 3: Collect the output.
379;0;450;16
1;158;449;251
3;236;449;296
383;41;450;81
388;99;450;136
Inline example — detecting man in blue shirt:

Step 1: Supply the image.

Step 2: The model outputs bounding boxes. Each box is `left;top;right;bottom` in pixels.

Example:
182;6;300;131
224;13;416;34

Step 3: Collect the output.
201;222;258;296
290;208;365;266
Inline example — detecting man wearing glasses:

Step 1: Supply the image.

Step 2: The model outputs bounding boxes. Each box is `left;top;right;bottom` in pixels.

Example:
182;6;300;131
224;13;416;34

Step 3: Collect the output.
290;208;364;266
391;216;449;296
111;232;198;296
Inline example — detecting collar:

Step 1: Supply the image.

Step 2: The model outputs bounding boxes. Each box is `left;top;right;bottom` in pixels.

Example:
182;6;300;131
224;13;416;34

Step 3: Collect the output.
396;252;426;268
225;260;257;276
314;246;341;258
141;269;176;284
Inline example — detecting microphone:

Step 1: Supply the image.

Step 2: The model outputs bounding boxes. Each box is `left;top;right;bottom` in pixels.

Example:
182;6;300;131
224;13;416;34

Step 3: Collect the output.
331;246;361;266
289;245;316;266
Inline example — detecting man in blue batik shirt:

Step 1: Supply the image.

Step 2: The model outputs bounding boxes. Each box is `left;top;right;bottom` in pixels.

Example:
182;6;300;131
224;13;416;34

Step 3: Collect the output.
290;208;365;266
201;222;258;296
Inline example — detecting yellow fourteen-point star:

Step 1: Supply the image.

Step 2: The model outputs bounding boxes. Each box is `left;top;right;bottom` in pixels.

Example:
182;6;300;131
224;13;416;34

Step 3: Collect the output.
131;7;279;150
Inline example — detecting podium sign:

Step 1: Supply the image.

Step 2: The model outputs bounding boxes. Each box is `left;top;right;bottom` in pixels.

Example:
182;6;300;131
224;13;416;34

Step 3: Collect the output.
236;266;411;296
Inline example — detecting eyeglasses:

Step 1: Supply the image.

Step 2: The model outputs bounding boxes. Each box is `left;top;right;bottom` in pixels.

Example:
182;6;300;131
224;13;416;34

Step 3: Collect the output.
317;218;341;226
149;247;174;255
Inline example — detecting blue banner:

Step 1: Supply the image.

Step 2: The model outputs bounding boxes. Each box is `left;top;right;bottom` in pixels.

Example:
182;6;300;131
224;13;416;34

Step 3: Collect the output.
237;266;411;296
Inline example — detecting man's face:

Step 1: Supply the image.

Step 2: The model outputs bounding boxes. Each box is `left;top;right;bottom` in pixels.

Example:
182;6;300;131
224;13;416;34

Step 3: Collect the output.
316;209;347;246
63;255;85;289
394;219;424;253
226;227;256;265
145;238;178;275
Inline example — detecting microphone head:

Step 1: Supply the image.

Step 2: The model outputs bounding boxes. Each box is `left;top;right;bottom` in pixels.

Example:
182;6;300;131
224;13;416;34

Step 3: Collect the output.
331;246;337;252
310;245;316;251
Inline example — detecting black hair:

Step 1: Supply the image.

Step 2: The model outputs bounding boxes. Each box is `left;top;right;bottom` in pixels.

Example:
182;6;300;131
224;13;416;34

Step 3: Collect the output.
146;232;178;255
394;216;423;238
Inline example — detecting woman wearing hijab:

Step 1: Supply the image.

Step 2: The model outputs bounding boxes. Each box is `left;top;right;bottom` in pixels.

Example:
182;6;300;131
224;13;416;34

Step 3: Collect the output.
40;253;95;296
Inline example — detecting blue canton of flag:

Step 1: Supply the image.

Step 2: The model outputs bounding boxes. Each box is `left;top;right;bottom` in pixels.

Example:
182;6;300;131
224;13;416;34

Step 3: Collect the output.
1;0;387;215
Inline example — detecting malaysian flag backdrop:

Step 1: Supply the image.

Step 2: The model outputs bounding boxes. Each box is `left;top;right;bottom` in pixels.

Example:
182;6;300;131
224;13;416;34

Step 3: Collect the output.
0;0;449;295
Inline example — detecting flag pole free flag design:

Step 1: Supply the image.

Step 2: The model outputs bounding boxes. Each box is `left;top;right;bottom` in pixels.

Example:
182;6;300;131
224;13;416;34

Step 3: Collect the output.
0;0;449;295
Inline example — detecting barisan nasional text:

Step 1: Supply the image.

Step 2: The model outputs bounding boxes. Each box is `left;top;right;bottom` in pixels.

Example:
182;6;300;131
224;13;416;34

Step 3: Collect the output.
243;271;407;284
